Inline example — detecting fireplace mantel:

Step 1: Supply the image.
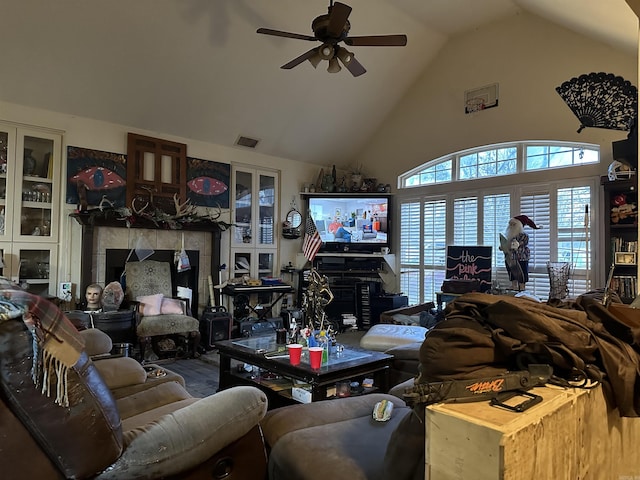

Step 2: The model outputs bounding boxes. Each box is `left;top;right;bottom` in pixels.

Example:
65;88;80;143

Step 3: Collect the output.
70;211;228;232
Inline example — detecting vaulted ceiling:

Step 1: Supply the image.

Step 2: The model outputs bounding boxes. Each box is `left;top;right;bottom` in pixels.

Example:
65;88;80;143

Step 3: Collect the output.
1;1;637;166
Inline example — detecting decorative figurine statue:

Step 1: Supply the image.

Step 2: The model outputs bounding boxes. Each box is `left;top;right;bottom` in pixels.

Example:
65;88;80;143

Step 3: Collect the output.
499;215;541;291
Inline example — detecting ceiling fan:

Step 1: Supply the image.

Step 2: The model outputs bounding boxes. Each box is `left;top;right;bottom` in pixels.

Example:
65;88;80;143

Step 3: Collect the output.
257;1;407;77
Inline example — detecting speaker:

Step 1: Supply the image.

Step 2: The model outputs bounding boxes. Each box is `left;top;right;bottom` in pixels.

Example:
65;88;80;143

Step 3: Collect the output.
200;306;233;349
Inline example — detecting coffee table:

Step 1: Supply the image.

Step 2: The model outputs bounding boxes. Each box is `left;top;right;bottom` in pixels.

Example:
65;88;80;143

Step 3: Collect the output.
215;336;393;406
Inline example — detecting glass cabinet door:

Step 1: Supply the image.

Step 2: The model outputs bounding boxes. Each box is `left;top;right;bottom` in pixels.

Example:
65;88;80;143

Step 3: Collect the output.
0;244;58;297
234;169;253;246
14;131;60;242
258;173;276;246
17;246;57;296
0;127;15;242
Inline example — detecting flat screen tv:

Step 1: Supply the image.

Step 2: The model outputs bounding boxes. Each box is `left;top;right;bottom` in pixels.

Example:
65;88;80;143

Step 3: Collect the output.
307;194;391;254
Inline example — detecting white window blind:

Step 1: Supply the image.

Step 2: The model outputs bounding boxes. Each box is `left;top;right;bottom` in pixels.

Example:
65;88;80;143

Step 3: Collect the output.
483;194;511;287
400;201;421;265
556;186;592;295
423;200;447;301
423;200;447;266
453;197;478;245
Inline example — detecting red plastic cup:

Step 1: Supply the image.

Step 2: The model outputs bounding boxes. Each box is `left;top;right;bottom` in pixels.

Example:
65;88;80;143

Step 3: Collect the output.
287;344;303;365
309;347;324;369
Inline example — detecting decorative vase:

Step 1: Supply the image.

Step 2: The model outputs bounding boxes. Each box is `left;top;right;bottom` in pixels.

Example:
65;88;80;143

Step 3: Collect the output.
23;149;36;175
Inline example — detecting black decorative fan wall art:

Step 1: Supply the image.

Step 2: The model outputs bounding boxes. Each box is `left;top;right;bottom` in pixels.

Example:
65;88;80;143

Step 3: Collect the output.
555;72;637;133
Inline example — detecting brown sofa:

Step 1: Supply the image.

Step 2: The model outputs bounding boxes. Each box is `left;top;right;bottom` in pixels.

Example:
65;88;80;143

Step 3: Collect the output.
0;299;268;479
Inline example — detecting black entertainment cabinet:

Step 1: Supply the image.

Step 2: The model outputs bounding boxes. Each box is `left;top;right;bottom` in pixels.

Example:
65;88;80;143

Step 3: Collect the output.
301;253;407;330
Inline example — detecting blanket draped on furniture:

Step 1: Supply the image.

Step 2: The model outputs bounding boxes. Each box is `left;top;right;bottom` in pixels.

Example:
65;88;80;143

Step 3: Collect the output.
417;292;640;416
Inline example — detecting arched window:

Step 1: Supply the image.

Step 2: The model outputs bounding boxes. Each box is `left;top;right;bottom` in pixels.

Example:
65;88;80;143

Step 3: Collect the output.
397;141;599;305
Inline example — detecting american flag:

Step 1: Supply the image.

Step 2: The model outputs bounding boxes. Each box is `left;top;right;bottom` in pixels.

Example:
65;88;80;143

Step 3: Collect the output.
303;211;323;262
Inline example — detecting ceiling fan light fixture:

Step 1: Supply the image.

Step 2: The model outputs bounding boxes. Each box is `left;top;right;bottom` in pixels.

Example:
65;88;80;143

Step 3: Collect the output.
308;51;322;68
336;46;353;65
327;57;341;73
318;43;334;60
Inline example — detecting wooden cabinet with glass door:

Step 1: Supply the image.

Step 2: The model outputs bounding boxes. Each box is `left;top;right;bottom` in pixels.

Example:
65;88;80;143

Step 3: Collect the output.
231;167;279;281
0;122;62;296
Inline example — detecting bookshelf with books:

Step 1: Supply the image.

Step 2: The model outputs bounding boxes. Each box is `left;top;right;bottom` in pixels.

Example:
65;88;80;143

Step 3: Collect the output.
602;176;638;303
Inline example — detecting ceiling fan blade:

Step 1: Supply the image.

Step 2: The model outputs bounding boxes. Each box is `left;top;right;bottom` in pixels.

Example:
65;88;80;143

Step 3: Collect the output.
327;2;352;38
281;48;320;69
345;34;408;47
336;47;366;77
257;28;316;41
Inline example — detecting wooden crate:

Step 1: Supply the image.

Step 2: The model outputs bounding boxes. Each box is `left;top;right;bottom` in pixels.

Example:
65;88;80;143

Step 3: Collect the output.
425;385;640;480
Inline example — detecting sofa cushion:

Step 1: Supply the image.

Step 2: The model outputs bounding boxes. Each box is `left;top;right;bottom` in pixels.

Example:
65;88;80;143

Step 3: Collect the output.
95;386;268;480
116;380;193;421
93;356;147;390
80;327;113;356
262;394;411;480
161;297;185;314
137;293;164;316
360;324;428;352
136;314;199;336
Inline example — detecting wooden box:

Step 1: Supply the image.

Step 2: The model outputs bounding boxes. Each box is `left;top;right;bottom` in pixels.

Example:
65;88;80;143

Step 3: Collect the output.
425;385;640;480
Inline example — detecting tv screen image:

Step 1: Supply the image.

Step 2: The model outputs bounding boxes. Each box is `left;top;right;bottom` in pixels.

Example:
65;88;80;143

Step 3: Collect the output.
308;195;390;253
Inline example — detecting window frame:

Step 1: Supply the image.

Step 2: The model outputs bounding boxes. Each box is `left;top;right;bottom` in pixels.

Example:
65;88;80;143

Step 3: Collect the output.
396;141;601;305
399;141;599;189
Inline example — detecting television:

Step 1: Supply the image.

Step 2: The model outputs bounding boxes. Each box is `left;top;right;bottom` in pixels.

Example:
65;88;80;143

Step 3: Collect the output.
307;194;391;254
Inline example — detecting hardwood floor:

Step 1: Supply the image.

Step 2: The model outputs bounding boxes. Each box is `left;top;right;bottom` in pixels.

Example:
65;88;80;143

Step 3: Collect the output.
163;330;366;398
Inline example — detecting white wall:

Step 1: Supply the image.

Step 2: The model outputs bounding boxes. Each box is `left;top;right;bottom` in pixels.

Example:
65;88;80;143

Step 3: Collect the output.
357;11;637;182
0;100;318;304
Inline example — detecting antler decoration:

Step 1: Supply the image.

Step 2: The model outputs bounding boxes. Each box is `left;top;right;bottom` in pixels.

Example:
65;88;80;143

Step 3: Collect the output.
132;196;149;216
173;194;198;218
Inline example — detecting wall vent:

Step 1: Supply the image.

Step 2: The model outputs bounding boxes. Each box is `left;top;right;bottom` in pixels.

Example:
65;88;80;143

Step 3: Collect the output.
235;136;259;149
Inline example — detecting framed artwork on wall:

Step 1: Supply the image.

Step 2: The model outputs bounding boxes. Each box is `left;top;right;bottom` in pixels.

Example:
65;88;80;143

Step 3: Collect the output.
186;157;230;209
66;146;127;208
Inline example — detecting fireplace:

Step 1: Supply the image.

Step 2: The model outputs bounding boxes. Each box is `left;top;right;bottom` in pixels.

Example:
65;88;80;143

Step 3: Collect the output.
105;249;200;313
73;215;222;317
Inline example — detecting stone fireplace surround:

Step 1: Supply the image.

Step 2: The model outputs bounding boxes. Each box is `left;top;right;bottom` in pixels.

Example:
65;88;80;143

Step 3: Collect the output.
80;224;221;317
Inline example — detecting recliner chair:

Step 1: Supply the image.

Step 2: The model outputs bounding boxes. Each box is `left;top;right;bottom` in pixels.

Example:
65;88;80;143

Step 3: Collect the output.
0;289;268;479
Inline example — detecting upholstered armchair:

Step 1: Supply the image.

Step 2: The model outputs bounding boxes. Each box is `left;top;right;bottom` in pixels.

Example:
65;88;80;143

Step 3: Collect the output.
124;260;200;359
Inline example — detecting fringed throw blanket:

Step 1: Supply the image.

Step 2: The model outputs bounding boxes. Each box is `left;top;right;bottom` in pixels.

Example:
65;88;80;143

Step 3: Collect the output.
0;279;83;407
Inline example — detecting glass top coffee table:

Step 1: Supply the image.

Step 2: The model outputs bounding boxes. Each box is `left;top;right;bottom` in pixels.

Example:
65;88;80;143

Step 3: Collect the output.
215;336;393;406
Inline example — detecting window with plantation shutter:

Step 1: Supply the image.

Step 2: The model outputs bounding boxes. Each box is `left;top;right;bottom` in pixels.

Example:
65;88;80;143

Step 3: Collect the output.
483;194;511;286
453;197;478;245
400;201;421;266
556;186;592;295
423;200;447;300
519;192;551;296
399;201;421;304
397;141;598;304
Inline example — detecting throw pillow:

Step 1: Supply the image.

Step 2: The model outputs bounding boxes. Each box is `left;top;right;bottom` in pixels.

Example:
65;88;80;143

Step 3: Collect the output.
161;297;184;315
137;293;164;316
